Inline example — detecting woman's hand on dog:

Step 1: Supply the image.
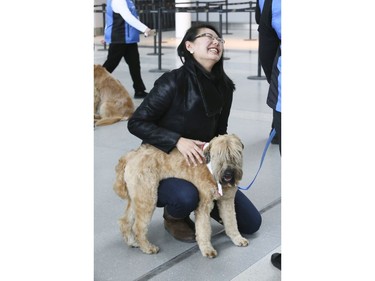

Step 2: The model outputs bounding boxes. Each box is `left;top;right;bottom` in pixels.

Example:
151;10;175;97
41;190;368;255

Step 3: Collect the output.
176;137;205;167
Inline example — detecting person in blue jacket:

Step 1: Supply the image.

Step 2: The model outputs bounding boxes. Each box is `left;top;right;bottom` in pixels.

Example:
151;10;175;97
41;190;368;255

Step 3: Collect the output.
103;0;154;99
256;0;281;147
256;0;281;270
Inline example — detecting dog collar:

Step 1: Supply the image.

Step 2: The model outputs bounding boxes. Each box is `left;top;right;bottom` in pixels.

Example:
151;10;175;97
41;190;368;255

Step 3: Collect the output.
202;142;222;196
206;162;223;196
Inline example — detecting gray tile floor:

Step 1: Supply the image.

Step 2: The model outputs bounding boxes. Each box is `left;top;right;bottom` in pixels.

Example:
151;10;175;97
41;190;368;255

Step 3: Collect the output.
94;27;281;281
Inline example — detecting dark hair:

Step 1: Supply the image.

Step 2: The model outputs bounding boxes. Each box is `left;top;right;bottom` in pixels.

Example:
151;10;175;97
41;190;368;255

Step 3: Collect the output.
177;24;235;91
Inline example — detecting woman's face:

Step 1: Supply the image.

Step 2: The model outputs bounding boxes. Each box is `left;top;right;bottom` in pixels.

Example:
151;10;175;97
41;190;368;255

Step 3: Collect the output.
185;28;225;72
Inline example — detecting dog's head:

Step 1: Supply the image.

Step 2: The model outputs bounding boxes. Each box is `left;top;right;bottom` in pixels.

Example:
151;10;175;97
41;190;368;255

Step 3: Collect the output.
203;134;244;187
94;64;109;85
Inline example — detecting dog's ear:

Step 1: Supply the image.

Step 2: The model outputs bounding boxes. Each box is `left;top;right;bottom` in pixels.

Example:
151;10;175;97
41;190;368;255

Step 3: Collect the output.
203;143;211;163
232;134;244;149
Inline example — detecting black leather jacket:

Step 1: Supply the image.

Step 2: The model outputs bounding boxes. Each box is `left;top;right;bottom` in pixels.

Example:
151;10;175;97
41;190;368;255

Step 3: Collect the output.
128;60;234;153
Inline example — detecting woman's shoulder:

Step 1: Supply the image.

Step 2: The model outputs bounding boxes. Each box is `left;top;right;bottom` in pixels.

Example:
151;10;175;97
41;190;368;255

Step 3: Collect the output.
155;65;187;84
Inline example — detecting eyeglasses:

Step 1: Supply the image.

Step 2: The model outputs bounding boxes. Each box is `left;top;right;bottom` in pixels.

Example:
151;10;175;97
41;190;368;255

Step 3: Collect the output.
194;33;225;44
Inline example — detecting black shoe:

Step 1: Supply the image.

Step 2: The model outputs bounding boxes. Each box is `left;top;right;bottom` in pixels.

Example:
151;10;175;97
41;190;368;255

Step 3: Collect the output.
134;91;148;99
271;253;281;270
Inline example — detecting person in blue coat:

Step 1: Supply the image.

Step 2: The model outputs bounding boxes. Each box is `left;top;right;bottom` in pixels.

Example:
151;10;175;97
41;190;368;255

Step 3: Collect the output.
103;0;154;99
256;0;281;147
256;0;281;270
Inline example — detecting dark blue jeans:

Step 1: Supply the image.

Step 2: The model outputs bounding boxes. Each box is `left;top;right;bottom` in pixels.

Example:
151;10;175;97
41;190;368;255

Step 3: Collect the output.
157;178;262;235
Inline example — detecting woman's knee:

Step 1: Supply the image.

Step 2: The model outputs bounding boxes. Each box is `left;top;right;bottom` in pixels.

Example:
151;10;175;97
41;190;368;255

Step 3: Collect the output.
157;178;199;218
167;187;199;218
234;191;262;234
238;211;262;234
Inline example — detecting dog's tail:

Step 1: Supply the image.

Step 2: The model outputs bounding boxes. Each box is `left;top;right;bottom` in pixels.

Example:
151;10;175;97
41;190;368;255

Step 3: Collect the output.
95;117;124;126
114;155;129;199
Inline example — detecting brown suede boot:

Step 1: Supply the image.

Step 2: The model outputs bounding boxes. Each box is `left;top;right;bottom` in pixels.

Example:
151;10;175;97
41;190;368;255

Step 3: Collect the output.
163;207;196;243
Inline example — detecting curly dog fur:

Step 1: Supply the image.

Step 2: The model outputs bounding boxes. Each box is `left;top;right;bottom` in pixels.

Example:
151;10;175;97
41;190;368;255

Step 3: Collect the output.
114;134;249;258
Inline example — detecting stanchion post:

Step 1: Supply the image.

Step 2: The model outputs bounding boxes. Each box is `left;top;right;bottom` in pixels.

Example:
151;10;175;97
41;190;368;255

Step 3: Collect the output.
249;8;253;39
150;7;169;73
102;4;106;50
147;9;161;55
219;7;223;35
225;0;228;34
243;2;256;41
97;3;107;51
223;0;232;35
247;41;266;80
244;8;256;41
148;1;157;55
206;3;209;23
219;7;230;61
195;1;199;24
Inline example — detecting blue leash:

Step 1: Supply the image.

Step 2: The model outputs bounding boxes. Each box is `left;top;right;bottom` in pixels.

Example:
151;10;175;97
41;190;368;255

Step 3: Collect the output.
238;128;276;191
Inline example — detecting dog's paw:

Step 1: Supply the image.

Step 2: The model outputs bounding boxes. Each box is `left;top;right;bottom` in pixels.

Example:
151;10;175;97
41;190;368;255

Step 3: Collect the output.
128;240;139;248
233;236;249;247
124;235;139;248
141;244;160;255
201;247;218;258
129;242;139;248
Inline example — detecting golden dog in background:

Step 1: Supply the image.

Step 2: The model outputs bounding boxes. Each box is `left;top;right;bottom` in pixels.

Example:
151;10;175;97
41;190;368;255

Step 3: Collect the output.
94;64;135;126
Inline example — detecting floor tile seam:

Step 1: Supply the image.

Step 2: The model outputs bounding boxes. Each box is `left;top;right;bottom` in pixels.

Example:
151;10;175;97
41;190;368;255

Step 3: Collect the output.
133;197;281;281
259;197;281;215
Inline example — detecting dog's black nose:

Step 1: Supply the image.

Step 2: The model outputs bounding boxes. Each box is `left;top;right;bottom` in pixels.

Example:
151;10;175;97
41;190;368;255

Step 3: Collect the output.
222;170;235;183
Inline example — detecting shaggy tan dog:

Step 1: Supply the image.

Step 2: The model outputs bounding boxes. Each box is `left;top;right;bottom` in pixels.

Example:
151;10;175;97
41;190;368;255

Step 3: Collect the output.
114;134;249;258
94;64;134;126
